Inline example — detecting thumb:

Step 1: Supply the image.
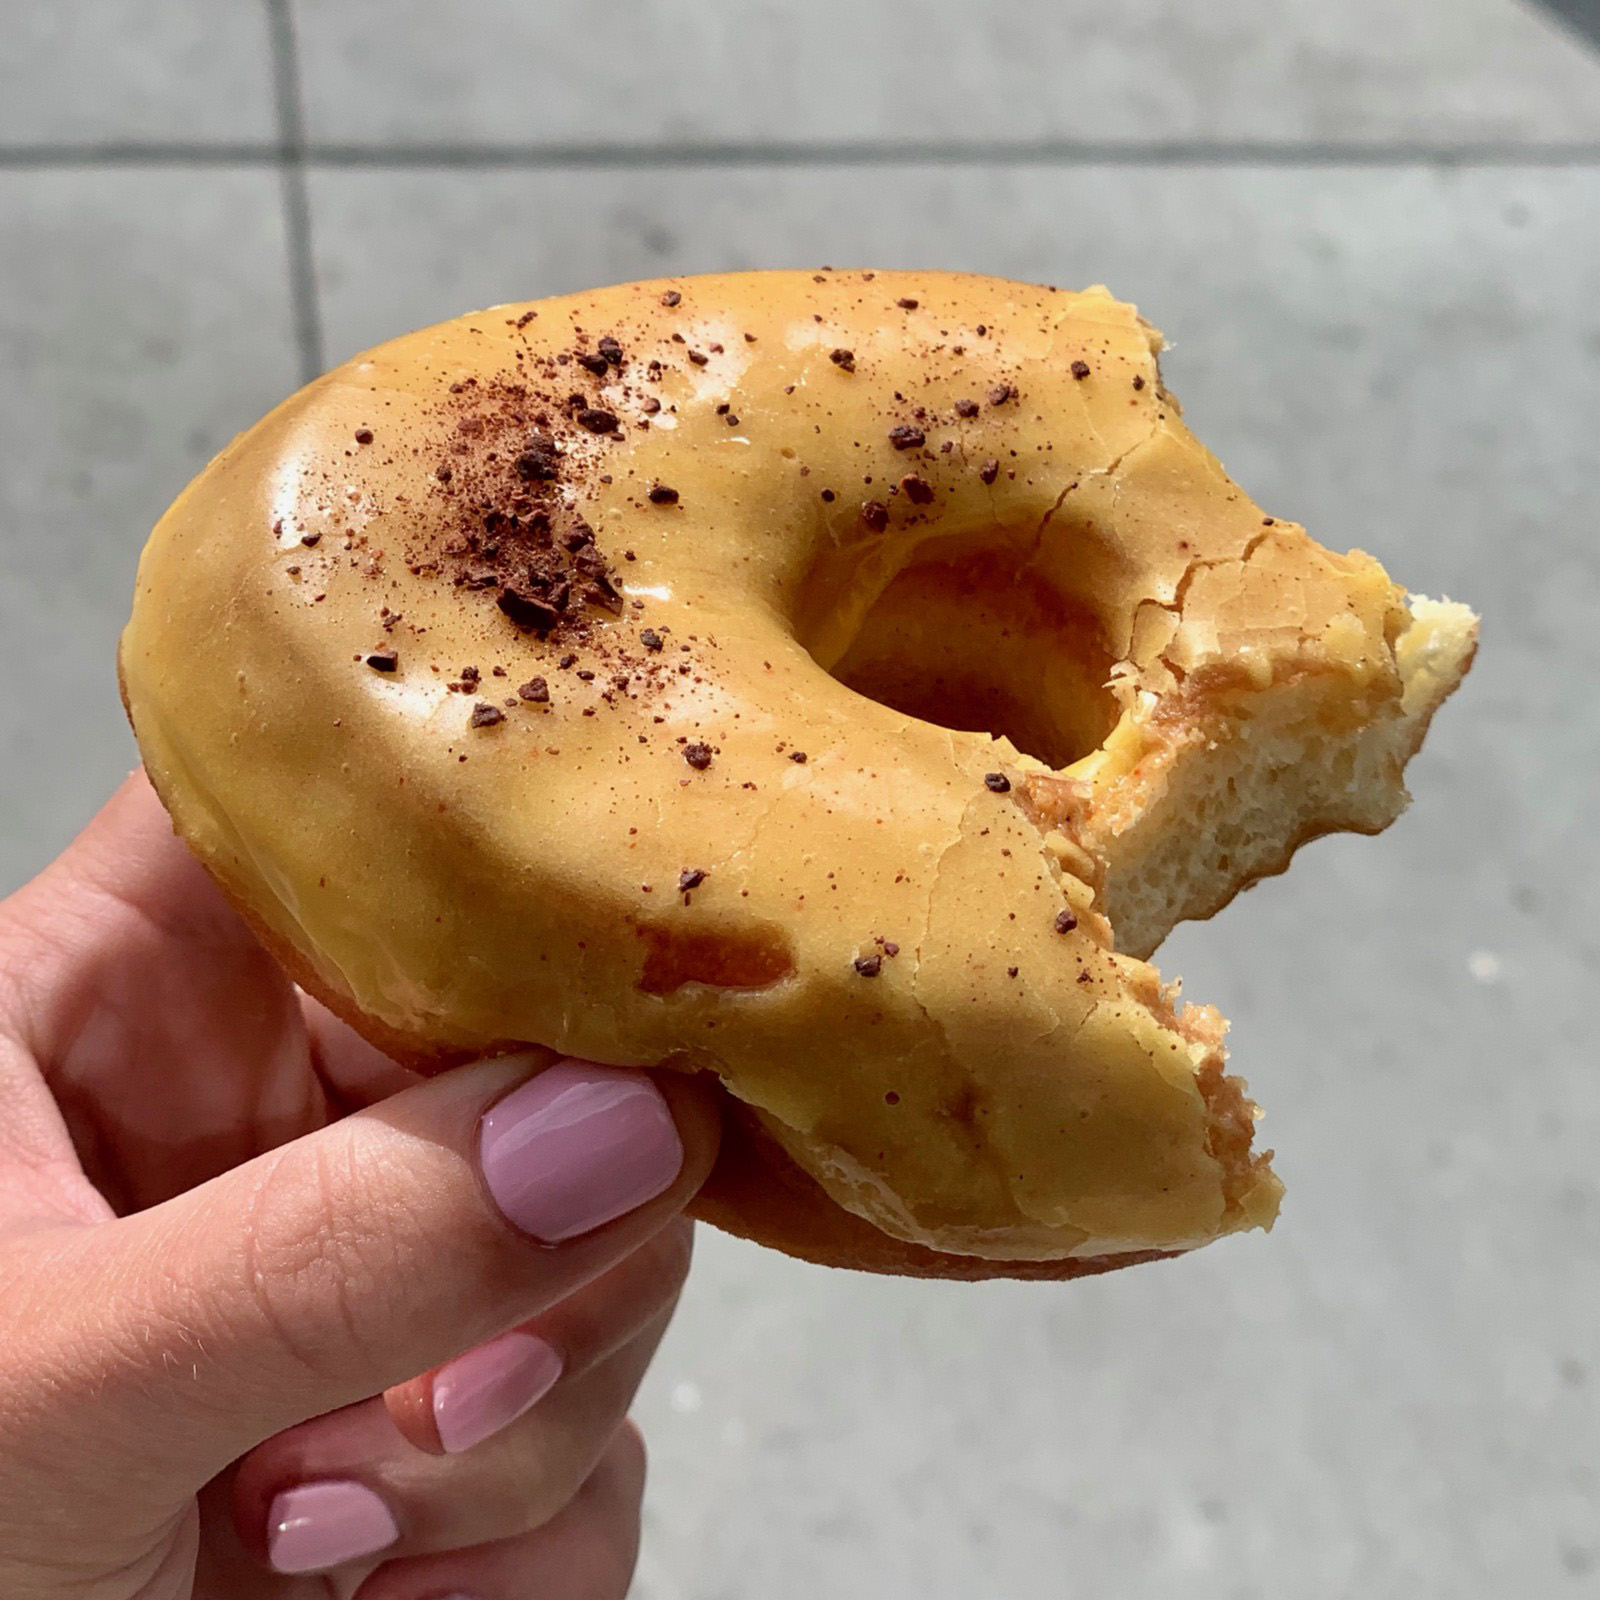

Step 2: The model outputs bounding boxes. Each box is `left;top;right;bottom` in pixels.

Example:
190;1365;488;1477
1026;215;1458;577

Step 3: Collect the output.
21;1053;719;1487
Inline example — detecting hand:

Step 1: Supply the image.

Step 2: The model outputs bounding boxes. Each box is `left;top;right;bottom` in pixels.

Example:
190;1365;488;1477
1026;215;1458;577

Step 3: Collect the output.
0;773;720;1600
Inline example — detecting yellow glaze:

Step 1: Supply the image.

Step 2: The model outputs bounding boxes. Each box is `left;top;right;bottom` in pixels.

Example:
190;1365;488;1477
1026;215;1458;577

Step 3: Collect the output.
122;272;1475;1264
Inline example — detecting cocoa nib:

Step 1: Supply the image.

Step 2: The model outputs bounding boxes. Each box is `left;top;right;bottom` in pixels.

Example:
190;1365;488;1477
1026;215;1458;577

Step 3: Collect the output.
497;586;562;632
888;424;925;451
683;741;713;771
514;435;561;481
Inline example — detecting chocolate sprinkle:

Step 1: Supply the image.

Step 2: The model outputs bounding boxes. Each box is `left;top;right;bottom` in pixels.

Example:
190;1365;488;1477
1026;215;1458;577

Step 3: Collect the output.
979;458;1000;485
895;297;919;310
987;384;1014;407
470;702;505;728
954;398;980;418
354;427;374;444
365;649;398;672
678;868;707;893
1132;374;1147;391
597;335;624;367
861;500;890;532
662;290;682;306
684;741;713;770
829;348;856;372
900;474;935;506
854;954;883;977
1054;909;1079;934
641;628;664;650
1070;360;1092;381
575;408;619;434
518;677;550;702
647;484;680;505
888;424;925;451
300;531;322;548
984;772;1011;793
790;750;808;763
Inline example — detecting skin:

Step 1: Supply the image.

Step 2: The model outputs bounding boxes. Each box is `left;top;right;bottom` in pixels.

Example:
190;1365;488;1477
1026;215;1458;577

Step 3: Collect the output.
0;772;721;1600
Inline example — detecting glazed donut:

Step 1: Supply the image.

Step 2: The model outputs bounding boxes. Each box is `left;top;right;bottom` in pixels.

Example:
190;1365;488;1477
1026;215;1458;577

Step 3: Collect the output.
121;271;1476;1277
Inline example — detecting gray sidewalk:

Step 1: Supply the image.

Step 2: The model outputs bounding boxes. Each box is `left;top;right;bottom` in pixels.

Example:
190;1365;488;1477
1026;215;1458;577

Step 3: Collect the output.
4;4;1599;1596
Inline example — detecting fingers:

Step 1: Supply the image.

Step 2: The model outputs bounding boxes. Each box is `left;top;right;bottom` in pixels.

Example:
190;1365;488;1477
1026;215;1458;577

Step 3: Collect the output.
20;1054;719;1488
384;1217;693;1455
0;770;324;1217
300;992;425;1112
233;1305;671;1573
353;1422;648;1600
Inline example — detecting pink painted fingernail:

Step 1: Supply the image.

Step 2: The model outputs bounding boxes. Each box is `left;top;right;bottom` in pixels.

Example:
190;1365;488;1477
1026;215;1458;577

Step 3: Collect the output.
479;1060;683;1242
266;1480;397;1574
433;1328;564;1453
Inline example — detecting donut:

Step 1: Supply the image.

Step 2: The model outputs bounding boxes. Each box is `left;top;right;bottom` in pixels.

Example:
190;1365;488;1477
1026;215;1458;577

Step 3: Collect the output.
120;271;1477;1278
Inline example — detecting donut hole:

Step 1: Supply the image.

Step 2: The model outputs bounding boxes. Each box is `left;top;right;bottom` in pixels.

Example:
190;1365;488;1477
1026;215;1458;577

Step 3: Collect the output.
822;547;1119;770
636;922;796;995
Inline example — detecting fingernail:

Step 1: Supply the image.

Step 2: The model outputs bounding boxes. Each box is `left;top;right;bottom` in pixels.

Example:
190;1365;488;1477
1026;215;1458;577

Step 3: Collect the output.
267;1480;398;1574
433;1328;564;1453
480;1060;683;1242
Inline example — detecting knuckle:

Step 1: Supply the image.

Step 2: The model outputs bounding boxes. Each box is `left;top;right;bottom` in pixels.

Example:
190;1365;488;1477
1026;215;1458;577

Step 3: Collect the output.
230;1137;422;1389
609;1418;649;1500
649;1216;696;1298
555;1222;691;1367
485;1410;639;1542
577;1432;648;1598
